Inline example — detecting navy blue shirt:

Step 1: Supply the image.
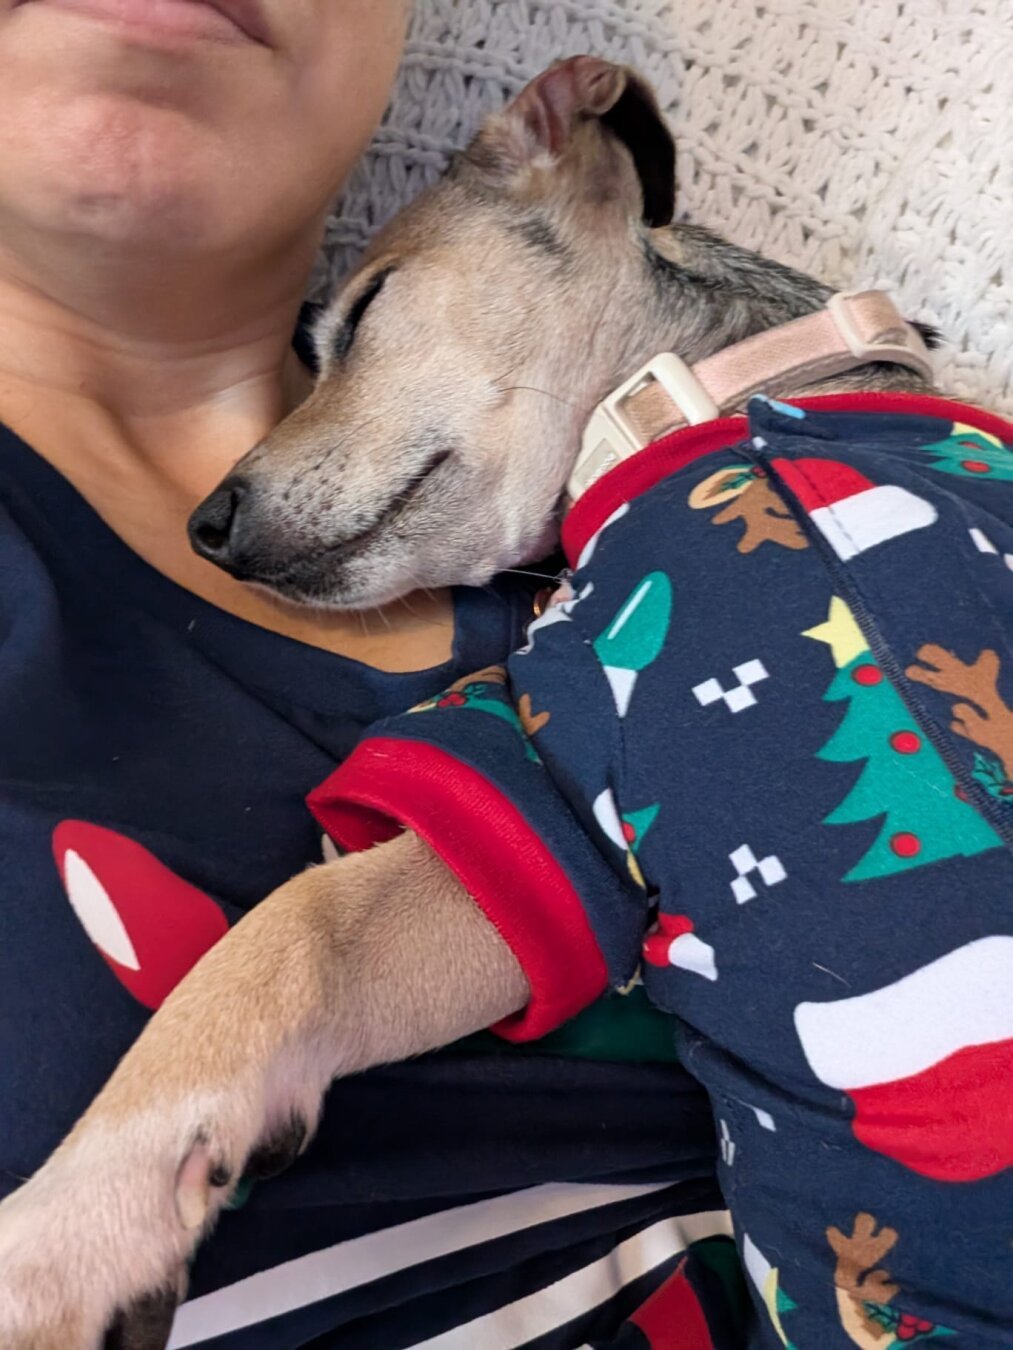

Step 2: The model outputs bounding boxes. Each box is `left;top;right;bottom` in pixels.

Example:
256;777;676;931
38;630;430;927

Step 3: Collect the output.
0;421;723;1348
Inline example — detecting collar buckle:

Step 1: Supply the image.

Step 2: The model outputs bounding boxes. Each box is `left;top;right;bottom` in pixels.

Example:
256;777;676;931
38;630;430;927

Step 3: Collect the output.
567;352;719;501
826;290;934;381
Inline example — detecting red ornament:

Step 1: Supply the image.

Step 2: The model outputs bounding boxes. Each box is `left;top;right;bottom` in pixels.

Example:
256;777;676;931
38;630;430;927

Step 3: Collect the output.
957;442;992;472
622;821;637;843
852;663;883;686
438;692;467;708
890;730;922;754
890;831;922;858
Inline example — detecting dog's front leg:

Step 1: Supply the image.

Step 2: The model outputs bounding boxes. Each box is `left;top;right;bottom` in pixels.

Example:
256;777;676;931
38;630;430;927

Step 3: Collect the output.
0;832;528;1350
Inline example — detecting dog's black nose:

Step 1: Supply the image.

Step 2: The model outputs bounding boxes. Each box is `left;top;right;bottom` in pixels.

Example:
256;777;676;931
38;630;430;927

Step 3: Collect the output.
188;478;249;565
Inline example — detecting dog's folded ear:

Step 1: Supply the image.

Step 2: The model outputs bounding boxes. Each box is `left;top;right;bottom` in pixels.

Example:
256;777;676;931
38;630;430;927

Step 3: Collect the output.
467;56;676;228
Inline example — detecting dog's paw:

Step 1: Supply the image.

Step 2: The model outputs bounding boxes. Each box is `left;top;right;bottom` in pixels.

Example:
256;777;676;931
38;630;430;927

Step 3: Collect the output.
0;1079;319;1349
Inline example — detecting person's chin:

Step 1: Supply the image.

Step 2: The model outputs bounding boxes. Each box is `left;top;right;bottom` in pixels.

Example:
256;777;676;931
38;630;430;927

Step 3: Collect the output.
4;0;274;55
0;30;239;254
1;100;220;250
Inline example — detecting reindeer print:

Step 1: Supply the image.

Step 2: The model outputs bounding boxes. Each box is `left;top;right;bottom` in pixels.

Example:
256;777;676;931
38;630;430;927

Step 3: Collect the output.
517;692;551;737
689;464;810;553
827;1213;954;1347
907;646;1013;799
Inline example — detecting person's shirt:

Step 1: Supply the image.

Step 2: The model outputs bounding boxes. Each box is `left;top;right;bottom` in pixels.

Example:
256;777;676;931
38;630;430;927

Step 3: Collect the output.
0;417;725;1349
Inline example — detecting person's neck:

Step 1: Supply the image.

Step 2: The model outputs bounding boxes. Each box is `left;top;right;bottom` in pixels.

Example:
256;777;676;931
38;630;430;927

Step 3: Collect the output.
0;225;457;670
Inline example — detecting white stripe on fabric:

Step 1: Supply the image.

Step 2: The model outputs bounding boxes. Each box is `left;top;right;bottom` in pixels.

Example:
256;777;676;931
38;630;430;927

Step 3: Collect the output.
167;1181;672;1348
407;1209;732;1349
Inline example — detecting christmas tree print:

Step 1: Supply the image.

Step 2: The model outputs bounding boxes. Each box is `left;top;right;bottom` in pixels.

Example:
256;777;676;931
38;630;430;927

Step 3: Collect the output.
624;804;661;880
592;787;660;888
592;571;673;716
804;598;1001;881
919;422;1013;480
742;1233;799;1349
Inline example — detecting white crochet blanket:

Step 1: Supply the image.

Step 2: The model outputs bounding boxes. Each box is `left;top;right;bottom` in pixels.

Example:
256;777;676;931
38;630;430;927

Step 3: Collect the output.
317;0;1013;414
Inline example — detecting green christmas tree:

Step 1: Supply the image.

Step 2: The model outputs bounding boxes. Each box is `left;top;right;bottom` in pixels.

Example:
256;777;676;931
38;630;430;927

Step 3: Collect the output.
621;801;660;889
920;423;1013;480
805;598;1001;882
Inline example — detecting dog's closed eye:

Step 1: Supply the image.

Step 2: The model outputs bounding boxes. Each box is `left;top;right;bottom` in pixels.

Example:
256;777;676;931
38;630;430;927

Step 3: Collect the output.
331;267;395;362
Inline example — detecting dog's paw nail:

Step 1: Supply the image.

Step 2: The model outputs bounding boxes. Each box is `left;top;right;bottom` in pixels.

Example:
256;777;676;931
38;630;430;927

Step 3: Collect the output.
104;1284;178;1350
209;1162;232;1189
245;1114;307;1181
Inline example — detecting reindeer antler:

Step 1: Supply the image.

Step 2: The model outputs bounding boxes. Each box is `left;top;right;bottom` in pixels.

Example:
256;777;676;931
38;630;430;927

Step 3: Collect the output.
448;664;508;694
826;1213;902;1349
907;645;1013;781
518;693;550;737
827;1212;900;1304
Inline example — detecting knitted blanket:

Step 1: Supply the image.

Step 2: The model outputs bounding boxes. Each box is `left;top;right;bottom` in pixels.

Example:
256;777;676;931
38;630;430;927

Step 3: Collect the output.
317;0;1013;414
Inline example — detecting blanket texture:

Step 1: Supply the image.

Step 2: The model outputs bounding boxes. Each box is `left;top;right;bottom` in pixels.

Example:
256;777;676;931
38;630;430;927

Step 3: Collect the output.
315;0;1013;414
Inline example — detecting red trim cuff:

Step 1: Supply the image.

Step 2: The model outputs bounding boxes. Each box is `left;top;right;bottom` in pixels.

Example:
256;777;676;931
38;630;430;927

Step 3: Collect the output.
307;738;608;1041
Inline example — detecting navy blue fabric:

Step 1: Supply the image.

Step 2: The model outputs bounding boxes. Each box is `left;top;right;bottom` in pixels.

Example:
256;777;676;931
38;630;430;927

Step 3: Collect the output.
338;398;1013;1347
0;422;723;1345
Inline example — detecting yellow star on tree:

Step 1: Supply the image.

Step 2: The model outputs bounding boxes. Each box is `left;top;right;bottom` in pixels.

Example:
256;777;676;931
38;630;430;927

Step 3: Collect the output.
802;596;868;669
953;420;1002;448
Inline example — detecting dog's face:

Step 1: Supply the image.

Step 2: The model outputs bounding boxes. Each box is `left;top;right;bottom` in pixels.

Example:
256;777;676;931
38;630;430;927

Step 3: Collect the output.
189;57;676;609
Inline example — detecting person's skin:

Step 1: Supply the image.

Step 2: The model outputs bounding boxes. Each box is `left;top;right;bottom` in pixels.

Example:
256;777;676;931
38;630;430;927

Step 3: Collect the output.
0;0;454;668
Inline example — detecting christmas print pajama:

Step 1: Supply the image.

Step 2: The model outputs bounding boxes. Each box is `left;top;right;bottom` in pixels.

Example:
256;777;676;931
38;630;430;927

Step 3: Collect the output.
313;394;1013;1348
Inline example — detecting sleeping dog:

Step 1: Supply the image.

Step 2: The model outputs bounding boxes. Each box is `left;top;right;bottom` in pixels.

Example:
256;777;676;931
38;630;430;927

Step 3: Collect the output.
0;56;1010;1349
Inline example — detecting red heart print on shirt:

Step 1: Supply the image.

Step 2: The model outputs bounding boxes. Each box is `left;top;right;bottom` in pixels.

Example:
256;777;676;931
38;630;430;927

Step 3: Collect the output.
52;820;229;1010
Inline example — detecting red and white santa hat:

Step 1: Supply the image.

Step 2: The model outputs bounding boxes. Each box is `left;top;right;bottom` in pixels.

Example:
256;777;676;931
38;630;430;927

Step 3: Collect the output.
794;935;1013;1182
772;457;937;560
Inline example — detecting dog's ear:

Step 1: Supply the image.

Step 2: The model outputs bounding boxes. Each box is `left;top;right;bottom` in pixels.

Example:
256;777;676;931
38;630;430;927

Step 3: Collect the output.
468;56;676;227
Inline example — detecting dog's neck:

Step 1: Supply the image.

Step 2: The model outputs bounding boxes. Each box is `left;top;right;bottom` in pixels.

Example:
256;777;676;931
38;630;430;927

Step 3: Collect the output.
566;230;936;502
644;223;935;400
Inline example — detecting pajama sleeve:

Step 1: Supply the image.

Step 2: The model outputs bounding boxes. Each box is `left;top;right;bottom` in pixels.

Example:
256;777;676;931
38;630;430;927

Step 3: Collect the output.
308;603;653;1041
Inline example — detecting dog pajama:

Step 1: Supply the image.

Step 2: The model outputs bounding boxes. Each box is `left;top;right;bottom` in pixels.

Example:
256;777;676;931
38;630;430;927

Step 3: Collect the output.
312;393;1013;1348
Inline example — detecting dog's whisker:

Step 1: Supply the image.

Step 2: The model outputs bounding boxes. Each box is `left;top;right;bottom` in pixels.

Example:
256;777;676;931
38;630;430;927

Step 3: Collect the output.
500;567;562;582
403;575;454;628
497;384;576;407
